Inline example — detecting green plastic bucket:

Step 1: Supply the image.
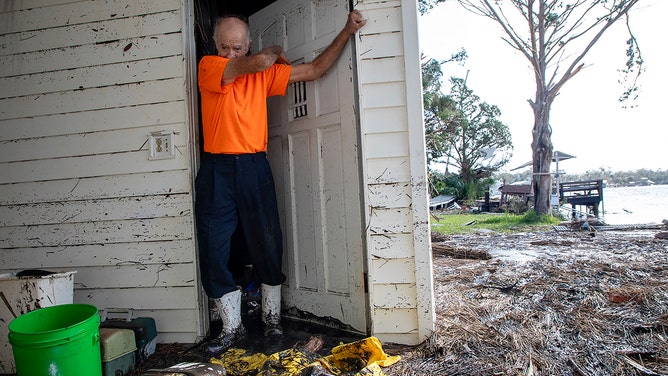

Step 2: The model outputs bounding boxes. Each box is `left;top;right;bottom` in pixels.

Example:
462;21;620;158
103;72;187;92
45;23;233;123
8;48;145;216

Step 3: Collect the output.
8;304;102;376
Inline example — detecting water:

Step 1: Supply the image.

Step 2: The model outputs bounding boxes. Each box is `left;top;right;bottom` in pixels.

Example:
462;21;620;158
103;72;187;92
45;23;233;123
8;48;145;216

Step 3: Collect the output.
598;184;668;225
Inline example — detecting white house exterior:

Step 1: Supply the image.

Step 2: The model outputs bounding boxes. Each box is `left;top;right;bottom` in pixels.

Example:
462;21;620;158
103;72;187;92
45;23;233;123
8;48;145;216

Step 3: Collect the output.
0;0;434;348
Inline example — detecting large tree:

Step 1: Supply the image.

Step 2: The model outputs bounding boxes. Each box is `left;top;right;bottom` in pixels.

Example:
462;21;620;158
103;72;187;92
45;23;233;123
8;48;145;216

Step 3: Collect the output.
422;55;513;197
451;0;644;214
422;52;467;165
442;77;513;185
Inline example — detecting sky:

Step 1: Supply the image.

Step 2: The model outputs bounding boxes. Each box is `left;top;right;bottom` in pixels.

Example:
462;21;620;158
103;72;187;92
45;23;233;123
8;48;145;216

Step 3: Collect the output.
418;0;667;174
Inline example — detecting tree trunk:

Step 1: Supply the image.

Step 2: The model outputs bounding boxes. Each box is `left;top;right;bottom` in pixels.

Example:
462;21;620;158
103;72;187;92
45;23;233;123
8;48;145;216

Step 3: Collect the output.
531;101;553;215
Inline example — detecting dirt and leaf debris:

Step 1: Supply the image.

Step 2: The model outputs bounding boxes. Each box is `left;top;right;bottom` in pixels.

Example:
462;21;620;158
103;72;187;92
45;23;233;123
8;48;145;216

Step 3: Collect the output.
388;229;668;375
132;229;668;375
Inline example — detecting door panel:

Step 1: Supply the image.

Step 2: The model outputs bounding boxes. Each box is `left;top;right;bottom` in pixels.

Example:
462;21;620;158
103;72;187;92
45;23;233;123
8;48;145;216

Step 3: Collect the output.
250;0;366;332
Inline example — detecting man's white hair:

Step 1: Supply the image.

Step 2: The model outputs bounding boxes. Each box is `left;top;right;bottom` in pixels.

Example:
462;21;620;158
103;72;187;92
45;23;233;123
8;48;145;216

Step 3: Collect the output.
212;15;251;45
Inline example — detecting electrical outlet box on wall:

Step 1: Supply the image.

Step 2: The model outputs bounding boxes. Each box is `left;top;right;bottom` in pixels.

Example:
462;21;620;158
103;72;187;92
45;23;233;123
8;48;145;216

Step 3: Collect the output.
148;132;175;160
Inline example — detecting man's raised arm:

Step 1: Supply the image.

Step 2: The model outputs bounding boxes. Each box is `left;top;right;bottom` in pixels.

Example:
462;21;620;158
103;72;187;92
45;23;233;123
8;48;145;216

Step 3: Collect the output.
289;10;366;83
222;46;290;85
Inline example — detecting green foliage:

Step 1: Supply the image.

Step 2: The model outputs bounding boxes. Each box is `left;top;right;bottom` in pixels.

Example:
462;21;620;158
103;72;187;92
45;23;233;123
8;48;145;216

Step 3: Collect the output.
428;170;448;197
418;0;448;15
505;196;531;215
439;174;467;200
519;210;560;225
443;77;513;185
422;54;467;165
429;171;495;203
423;59;513;203
421;57;444;96
430;212;559;234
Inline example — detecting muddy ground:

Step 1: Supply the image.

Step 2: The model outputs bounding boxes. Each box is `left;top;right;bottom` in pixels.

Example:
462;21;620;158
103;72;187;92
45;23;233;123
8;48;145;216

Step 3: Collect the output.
133;227;668;376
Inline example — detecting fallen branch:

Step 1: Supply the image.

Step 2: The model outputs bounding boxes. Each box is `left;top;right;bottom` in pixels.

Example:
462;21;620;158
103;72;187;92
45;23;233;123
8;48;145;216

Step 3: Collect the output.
431;243;491;260
619;354;662;376
482;280;518;293
567;358;590;376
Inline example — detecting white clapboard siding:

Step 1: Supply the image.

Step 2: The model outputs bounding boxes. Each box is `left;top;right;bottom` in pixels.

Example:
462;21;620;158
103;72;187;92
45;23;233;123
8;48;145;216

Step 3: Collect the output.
361;82;408;109
2;149;189;184
371;308;420;345
0;33;183;77
76;286;198;310
0;11;182;56
0;78;185;120
356;0;434;345
1;170;192;205
366;157;412;184
100;307;200;343
0;125;187;163
0;216;193;249
0;0;86;12
0;0;181;33
369;233;415;259
0;194;192;227
368;182;412;208
2;240;195;269
73;264;196;289
372;284;417;309
0;102;186;141
0;56;184;99
0;0;202;344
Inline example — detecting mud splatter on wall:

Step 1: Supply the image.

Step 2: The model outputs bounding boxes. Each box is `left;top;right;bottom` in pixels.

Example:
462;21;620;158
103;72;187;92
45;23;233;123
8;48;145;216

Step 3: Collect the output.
0;0;200;344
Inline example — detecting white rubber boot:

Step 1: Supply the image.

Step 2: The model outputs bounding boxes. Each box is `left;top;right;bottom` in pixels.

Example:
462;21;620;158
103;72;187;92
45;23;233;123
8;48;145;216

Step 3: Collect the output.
206;289;246;353
261;283;283;336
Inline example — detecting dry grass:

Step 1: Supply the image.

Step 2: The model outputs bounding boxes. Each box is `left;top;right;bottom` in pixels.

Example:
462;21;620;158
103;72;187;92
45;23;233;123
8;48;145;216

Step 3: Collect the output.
130;230;668;376
386;230;668;376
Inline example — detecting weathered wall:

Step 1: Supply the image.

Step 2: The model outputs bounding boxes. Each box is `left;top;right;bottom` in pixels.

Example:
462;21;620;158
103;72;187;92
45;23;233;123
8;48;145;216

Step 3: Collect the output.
0;0;202;343
355;0;435;345
0;0;435;346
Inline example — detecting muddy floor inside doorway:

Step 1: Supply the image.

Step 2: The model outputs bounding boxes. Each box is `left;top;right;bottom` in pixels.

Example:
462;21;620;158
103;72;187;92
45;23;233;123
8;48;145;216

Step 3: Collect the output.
129;311;373;375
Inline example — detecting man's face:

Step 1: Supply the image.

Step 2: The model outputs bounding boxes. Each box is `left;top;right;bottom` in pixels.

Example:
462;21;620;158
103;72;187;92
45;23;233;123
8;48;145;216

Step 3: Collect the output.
214;18;251;59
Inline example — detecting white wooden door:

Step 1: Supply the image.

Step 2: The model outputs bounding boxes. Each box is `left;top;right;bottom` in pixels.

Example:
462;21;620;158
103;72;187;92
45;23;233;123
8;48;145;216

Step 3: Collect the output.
250;0;366;333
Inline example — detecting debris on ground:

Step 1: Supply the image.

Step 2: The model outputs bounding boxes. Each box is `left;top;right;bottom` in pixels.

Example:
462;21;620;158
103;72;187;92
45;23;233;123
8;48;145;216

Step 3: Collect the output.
431;243;492;260
140;361;226;375
210;336;399;376
388;229;668;375
132;228;668;376
132;336;398;376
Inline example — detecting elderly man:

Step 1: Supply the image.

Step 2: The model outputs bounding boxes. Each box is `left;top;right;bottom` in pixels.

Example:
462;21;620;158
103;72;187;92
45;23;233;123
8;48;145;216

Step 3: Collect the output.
196;10;366;353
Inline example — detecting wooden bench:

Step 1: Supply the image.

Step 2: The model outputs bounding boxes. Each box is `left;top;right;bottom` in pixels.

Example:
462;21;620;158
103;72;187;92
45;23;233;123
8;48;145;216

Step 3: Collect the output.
499;184;532;206
559;179;603;217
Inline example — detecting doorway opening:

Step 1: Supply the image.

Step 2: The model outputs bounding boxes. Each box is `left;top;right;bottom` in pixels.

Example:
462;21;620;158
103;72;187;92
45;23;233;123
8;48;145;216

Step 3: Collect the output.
194;1;278;58
190;0;368;338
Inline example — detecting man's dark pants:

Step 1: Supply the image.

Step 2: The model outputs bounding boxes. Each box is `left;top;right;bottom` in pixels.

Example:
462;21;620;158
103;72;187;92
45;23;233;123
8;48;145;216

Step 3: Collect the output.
195;152;286;299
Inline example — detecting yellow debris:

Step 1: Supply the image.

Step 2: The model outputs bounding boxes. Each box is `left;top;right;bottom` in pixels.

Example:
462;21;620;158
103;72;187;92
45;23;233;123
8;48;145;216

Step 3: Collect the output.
211;348;269;375
210;336;400;376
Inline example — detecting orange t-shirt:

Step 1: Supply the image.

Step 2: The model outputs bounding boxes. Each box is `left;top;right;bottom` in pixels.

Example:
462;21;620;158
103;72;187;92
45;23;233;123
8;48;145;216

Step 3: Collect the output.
198;55;292;154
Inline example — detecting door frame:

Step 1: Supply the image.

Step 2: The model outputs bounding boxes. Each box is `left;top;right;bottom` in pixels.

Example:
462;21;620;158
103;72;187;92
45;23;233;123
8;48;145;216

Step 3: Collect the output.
184;0;370;338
